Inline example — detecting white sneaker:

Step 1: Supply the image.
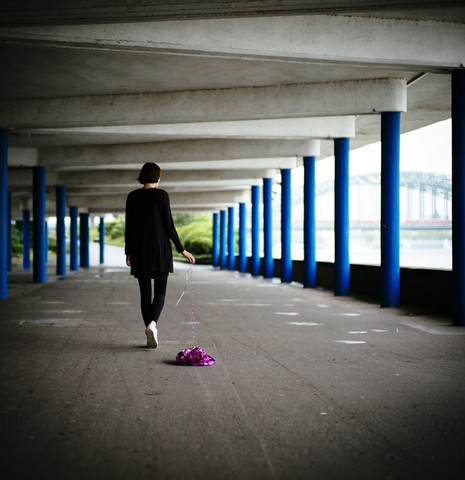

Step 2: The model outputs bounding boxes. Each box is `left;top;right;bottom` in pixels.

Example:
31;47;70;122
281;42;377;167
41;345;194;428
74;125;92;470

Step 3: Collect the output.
145;321;158;348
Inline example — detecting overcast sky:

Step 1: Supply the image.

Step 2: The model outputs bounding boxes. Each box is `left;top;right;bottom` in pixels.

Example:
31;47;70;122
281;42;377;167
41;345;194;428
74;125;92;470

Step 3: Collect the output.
305;118;452;183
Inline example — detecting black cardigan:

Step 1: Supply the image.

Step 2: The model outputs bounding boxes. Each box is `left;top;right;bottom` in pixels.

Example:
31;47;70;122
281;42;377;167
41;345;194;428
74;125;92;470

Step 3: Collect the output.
125;188;184;276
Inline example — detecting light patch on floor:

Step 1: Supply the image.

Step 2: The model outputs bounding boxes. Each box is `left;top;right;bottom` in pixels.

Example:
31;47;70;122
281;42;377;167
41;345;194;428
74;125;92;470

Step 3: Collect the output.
335;340;366;344
337;313;361;317
101;268;127;273
316;304;329;308
41;310;84;314
372;329;388;332
275;312;299;316
288;322;323;326
233;303;271;306
21;318;92;327
349;331;367;334
401;321;465;335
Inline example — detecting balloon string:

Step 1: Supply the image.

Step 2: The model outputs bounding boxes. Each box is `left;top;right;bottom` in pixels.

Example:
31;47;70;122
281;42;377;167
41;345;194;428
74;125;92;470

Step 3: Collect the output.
176;264;195;348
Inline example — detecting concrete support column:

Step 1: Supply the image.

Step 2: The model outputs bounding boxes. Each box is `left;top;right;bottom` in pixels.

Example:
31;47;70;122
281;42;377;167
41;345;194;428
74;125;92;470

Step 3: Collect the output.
22;210;31;270
263;178;273;279
79;212;90;268
7;192;12;272
452;70;465;326
251;185;260;276
0;129;7;299
56;186;66;276
212;212;219;267
303;156;317;288
219;209;227;269
239;202;247;273
281;169;292;283
227;206;235;271
69;206;78;271
334;138;350;296
33;166;46;283
99;217;105;265
381;112;401;308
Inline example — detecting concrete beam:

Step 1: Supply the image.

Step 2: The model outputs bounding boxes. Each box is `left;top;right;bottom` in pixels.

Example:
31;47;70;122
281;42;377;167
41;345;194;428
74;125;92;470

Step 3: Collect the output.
36;140;319;168
10;197;83;219
62;184;264;196
67;190;250;209
0;80;406;129
149;158;299;171
8;148;37;167
7;148;299;170
13;116;356;141
11;193;239;217
8;168;278;188
88;205;227;215
2;1;464;26
1;15;463;69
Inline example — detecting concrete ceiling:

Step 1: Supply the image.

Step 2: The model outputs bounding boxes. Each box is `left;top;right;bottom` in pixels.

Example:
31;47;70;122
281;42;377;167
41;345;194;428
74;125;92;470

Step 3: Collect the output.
0;1;463;215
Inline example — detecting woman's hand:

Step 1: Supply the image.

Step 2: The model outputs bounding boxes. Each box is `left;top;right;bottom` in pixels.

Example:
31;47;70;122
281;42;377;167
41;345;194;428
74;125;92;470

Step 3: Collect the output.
126;255;131;267
181;250;195;264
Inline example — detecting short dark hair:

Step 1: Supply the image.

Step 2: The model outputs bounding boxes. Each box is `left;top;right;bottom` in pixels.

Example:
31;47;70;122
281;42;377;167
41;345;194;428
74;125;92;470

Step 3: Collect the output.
137;162;161;184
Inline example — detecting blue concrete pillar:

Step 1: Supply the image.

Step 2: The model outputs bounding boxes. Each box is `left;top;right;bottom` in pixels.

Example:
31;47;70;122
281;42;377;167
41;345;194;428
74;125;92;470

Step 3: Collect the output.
334;138;350;296
56;186;66;276
219;209;227;269
69;206;78;271
22;210;31;270
452;70;465;326
381;112;401;308
227;206;235;270
281;169;292;283
263;178;273;278
239;202;247;273
212;212;219;267
303;156;316;288
99;217;105;265
251;185;260;276
45;221;49;264
33;166;46;283
7;192;12;272
79;212;90;268
0;129;7;299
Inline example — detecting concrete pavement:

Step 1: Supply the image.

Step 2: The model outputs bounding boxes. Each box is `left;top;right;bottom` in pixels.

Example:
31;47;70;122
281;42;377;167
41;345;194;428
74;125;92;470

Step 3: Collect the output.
1;261;464;480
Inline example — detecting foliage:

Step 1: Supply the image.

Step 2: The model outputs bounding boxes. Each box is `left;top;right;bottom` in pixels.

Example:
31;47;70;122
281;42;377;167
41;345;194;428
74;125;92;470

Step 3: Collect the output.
105;217;126;240
11;222;23;257
400;229;451;240
103;214;214;255
175;215;213;256
173;213;198;228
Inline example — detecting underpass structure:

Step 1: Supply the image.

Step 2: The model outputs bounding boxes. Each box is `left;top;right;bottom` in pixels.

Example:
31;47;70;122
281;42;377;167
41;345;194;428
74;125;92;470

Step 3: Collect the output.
0;1;464;323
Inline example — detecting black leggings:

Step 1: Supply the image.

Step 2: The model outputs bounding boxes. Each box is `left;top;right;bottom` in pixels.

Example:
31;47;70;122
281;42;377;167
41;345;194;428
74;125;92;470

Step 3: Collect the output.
137;277;168;327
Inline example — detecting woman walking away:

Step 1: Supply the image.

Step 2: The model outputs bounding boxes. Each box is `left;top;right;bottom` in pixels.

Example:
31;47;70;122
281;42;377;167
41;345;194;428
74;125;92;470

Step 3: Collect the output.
125;162;195;348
